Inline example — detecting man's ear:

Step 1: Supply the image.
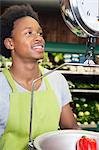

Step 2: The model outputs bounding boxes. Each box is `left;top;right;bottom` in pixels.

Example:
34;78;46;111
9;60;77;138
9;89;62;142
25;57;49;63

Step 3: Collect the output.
4;38;14;50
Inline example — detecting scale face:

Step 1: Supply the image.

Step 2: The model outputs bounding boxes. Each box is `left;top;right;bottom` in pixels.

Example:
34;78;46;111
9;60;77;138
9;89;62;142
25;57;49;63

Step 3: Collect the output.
76;0;99;32
60;0;99;37
71;0;99;36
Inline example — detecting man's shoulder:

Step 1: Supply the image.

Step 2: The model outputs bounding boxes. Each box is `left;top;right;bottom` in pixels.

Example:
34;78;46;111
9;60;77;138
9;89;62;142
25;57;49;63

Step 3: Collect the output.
0;70;11;94
43;67;66;83
44;67;63;76
0;71;5;79
0;71;8;85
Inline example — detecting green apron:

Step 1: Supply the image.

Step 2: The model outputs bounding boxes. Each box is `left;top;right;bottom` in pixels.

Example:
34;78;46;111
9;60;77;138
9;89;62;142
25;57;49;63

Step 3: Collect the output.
0;68;60;150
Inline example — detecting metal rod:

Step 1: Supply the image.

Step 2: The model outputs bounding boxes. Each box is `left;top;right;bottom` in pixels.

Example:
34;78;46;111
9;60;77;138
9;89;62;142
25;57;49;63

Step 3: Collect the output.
85;37;96;62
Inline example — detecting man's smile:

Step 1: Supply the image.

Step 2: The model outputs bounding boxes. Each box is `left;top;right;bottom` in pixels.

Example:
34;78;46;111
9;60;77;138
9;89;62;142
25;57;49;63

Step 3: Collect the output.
31;44;44;52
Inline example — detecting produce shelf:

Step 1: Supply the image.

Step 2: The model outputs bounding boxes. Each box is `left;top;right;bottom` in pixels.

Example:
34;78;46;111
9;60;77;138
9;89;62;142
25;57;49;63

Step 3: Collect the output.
71;89;99;94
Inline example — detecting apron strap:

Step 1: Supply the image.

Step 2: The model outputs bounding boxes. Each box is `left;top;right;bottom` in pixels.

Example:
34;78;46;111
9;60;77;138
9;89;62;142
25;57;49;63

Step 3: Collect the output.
39;65;53;91
2;68;17;92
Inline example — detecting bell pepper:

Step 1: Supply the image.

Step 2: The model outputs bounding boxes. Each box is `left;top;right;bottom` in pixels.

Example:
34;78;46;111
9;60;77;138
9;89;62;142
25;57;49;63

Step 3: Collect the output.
76;136;97;150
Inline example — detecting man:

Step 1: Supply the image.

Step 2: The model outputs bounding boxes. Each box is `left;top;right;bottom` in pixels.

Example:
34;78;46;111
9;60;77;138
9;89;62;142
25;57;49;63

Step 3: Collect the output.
0;4;80;150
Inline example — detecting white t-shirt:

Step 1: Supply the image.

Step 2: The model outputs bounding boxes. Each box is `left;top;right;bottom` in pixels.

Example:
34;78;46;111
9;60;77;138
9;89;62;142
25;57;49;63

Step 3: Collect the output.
0;68;72;137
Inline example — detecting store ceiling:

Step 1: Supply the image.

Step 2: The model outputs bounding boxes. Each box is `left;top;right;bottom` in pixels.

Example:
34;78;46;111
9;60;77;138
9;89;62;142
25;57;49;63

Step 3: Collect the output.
1;0;60;12
1;0;60;8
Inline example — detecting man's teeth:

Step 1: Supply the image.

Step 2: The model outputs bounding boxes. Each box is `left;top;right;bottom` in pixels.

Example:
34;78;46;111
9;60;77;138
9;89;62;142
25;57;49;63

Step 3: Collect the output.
33;45;42;49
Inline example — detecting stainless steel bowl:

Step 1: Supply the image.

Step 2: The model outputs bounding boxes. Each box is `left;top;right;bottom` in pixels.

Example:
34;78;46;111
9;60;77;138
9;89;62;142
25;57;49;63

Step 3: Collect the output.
34;130;99;150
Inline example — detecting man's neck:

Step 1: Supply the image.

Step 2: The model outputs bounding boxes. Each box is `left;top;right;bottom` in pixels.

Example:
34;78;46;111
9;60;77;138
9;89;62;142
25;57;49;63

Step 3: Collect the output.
9;61;42;91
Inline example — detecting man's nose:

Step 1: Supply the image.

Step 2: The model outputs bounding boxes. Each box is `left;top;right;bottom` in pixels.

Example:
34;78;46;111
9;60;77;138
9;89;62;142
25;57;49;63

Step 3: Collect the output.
34;33;45;43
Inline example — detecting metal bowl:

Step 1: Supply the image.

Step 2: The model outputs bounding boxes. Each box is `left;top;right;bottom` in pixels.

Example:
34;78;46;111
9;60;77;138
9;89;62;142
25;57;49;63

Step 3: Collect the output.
34;130;99;150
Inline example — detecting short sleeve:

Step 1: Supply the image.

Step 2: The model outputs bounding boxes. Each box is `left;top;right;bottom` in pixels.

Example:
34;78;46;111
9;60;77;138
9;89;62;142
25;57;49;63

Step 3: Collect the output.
0;72;10;137
44;68;72;108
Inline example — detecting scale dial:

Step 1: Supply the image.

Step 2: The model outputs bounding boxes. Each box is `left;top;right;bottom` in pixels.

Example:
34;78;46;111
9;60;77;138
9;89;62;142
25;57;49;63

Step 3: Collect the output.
77;0;99;31
70;0;99;37
60;0;99;37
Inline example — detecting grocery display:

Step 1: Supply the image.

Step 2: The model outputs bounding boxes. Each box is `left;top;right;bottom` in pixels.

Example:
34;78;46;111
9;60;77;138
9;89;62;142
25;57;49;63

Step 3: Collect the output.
71;97;99;127
63;73;99;131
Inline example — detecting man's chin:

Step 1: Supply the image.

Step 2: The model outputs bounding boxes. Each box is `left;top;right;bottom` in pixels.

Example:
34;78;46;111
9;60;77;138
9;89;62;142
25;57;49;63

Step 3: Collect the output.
36;56;44;61
37;58;44;62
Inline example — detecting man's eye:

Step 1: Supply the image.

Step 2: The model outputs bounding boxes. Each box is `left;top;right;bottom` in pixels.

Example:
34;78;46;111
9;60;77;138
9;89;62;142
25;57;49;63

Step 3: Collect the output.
28;31;32;35
25;31;43;37
39;32;43;37
25;31;32;35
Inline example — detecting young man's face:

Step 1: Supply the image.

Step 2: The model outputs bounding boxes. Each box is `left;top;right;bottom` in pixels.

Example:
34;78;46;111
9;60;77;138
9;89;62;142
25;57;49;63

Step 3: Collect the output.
8;16;45;62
